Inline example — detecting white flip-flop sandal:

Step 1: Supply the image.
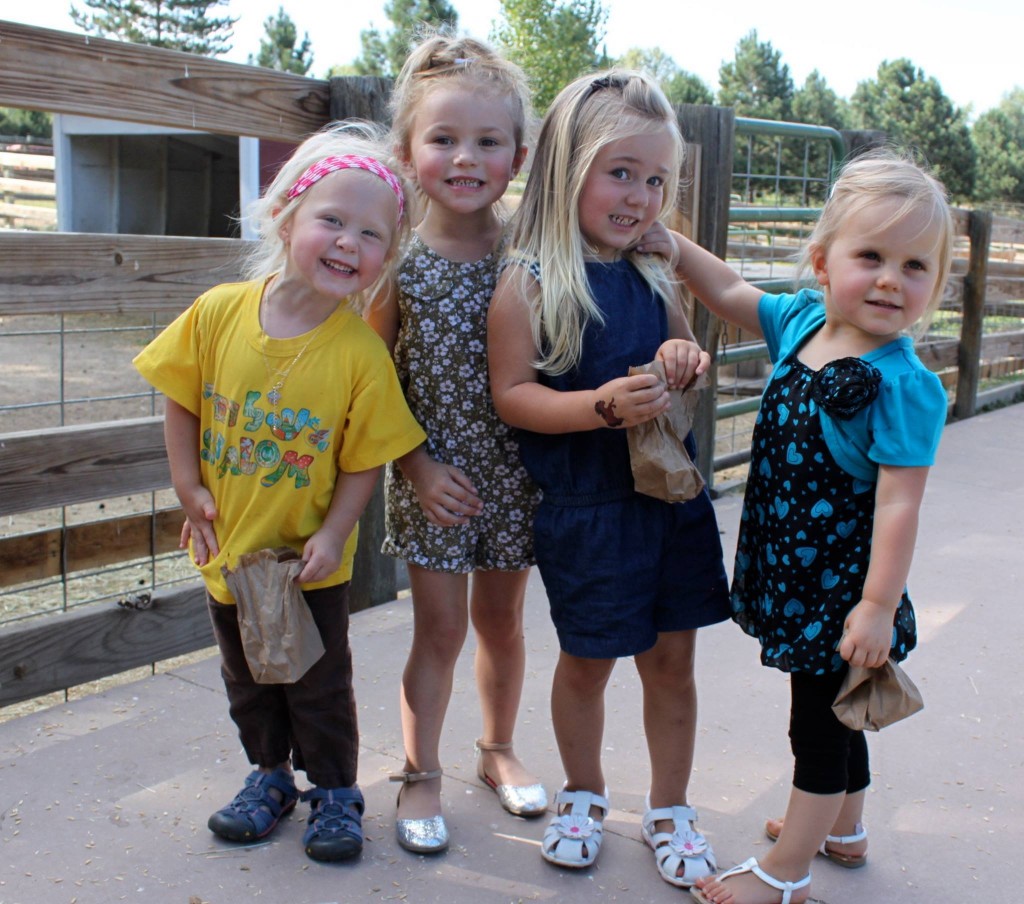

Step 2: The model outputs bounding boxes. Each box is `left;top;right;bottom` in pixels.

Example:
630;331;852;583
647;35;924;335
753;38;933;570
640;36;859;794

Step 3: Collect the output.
689;857;810;904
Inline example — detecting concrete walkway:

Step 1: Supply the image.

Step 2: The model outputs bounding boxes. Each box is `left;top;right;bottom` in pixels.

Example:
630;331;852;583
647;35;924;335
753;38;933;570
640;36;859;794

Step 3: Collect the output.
1;405;1020;904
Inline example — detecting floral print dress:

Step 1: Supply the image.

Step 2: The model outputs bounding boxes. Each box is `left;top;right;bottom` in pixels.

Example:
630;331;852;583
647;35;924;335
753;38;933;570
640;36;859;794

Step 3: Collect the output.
382;233;540;573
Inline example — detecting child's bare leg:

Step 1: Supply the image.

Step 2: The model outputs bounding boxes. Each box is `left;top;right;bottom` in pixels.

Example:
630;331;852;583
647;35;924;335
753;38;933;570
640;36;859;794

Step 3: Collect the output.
766;787;868;860
635;630;697;811
696;787;841;904
551;651;615;802
397;566;468;820
470;567;537;786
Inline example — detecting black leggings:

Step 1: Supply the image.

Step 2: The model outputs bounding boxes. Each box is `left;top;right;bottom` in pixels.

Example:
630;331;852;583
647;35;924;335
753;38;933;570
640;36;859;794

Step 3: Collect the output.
788;670;870;795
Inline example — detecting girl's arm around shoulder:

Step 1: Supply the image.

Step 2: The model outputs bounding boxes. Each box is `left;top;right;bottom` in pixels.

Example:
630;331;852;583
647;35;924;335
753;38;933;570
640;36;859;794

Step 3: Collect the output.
488;266;671;434
638;223;764;336
839;464;930;668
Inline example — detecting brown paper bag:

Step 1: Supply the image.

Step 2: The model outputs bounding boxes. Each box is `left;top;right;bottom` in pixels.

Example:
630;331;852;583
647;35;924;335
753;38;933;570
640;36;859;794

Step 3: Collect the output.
832;659;924;731
626;361;707;503
221;547;325;684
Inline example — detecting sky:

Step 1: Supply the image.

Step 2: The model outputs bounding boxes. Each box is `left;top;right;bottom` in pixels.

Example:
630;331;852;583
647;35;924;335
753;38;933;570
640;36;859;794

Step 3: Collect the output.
8;1;1022;119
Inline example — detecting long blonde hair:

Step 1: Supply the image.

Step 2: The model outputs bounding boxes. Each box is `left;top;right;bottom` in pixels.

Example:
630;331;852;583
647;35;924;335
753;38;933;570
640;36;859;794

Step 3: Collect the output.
506;69;685;375
243;120;414;314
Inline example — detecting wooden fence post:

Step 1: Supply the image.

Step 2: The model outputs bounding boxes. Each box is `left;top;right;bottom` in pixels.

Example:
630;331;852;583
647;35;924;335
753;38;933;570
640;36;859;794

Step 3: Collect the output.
954;210;992;420
328;76;393;124
676;104;736;490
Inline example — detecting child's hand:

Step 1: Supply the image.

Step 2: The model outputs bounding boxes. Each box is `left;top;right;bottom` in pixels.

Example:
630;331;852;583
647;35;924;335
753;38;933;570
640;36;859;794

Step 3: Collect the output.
298;528;346;584
656;338;710;390
593;373;670;428
634;221;679;267
405;456;484;527
839;598;895;669
178;486;219;566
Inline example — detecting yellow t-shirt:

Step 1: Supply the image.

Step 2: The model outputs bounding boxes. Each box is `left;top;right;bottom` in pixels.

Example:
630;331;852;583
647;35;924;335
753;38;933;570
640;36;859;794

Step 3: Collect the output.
134;279;426;602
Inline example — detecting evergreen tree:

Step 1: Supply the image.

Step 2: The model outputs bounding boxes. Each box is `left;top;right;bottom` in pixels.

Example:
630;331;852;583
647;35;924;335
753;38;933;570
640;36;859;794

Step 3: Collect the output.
0;108;52;140
352;0;458;78
791;70;850;203
70;0;236;56
492;0;607;112
717;29;793;121
248;6;313;75
972;88;1024;204
617;47;713;106
851;59;975;199
718;30;795;200
792;70;848;130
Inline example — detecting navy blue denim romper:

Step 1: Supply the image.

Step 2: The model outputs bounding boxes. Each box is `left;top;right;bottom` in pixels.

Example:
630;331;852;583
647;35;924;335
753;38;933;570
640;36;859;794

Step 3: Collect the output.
516;260;730;658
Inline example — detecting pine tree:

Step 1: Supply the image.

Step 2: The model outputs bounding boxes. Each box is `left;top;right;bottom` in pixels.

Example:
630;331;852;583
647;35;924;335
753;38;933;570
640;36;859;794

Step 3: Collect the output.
492;0;608;112
718;30;796;201
70;0;237;56
248;6;313;75
851;59;975;200
972;89;1024;205
616;47;714;106
351;0;458;78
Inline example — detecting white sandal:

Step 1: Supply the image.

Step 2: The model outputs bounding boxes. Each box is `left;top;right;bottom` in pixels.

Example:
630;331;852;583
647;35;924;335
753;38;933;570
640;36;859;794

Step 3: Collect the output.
689;857;810;904
540;788;609;868
641;800;716;887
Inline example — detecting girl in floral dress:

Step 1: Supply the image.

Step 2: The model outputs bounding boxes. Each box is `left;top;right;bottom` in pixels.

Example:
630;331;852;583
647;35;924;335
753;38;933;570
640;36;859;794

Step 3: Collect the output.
366;32;545;854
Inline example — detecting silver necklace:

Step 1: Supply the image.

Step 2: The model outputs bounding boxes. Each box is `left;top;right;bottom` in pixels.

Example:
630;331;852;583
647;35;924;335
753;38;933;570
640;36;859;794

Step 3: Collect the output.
259;291;325;409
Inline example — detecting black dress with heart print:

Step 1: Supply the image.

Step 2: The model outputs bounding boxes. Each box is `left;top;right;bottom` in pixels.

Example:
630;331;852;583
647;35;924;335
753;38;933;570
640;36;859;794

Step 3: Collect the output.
730;357;917;674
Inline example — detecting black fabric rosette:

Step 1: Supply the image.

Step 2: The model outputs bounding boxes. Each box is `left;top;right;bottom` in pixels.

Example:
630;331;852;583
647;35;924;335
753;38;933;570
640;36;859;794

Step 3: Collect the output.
809;357;882;420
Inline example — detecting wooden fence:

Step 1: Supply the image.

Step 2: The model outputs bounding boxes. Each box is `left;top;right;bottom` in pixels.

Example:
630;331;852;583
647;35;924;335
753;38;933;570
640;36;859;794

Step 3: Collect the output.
0;19;1021;709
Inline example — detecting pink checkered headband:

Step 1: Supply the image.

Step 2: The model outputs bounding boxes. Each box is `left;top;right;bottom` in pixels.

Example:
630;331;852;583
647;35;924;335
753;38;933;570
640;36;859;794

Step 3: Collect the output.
285;154;406;224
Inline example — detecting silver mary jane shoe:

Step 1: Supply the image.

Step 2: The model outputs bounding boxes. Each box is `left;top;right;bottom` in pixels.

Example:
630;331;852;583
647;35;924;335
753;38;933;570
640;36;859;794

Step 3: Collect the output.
390;768;449;853
475;739;548;817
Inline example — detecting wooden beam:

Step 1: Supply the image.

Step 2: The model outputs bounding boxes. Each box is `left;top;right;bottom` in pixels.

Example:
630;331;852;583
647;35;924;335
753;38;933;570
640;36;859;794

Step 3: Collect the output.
0;19;329;141
0;582;213;707
0;509;185;588
0;418;169;517
0;233;248;315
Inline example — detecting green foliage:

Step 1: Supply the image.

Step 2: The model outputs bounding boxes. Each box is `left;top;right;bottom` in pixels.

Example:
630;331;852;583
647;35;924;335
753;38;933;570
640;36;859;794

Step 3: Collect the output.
70;0;236;55
351;0;458;78
616;47;713;106
717;30;793;120
492;0;608;112
972;89;1024;204
0;108;52;140
851;59;975;199
248;6;312;75
792;71;849;130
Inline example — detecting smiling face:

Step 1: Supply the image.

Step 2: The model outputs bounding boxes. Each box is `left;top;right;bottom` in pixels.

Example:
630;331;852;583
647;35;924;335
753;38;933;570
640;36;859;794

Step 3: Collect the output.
404;84;526;217
275;169;398;306
812;198;944;344
576;126;676;261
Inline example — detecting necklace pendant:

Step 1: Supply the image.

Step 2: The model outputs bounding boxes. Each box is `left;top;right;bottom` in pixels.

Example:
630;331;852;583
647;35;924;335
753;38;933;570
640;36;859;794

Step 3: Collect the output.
267;388;282;406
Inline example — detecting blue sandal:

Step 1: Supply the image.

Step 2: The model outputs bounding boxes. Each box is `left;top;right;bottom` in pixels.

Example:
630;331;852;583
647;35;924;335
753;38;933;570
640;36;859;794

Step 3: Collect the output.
301;785;364;861
208;768;299;842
